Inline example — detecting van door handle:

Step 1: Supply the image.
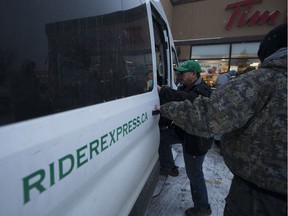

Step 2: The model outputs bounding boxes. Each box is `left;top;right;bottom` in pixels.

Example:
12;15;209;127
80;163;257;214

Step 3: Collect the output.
152;110;160;116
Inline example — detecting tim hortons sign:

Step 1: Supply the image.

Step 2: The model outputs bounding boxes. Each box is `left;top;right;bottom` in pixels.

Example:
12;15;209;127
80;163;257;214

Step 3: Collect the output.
225;0;280;29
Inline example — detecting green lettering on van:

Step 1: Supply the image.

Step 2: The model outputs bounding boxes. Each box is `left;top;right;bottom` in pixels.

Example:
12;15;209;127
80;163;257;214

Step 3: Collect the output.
116;126;122;140
101;134;108;151
23;169;46;204
59;154;74;180
77;145;88;168
22;111;150;204
90;139;100;159
123;123;128;136
49;162;55;186
109;129;116;146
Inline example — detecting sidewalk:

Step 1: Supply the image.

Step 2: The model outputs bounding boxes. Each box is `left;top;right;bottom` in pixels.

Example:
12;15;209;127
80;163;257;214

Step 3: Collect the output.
145;143;233;216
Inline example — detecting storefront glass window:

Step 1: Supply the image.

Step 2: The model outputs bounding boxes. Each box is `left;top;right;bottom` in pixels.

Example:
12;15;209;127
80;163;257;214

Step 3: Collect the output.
231;42;260;58
184;41;261;87
191;44;230;59
196;59;228;87
197;59;228;74
230;58;260;73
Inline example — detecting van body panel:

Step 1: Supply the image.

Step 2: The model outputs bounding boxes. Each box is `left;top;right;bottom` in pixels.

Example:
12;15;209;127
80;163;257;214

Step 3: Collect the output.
0;0;176;215
0;92;159;216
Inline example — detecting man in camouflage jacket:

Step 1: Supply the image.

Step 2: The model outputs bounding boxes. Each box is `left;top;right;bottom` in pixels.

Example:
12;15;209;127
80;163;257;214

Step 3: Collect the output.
158;24;287;216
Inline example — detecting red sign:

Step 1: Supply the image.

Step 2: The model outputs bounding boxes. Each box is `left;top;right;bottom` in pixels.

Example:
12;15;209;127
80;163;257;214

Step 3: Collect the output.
225;0;280;29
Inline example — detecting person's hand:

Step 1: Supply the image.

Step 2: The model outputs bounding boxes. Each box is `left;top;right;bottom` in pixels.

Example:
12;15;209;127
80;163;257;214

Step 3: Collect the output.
161;85;169;89
152;105;161;115
158;85;170;93
155;105;161;111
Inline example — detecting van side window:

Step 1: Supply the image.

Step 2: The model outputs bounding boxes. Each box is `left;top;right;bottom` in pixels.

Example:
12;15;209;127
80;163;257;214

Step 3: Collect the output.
0;4;152;126
152;8;171;87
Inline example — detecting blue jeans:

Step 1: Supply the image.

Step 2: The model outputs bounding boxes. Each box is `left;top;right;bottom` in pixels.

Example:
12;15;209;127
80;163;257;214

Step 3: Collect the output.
158;128;181;170
183;147;210;209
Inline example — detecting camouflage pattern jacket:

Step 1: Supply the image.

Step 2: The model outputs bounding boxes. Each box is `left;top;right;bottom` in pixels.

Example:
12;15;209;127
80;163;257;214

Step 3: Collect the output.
160;48;287;194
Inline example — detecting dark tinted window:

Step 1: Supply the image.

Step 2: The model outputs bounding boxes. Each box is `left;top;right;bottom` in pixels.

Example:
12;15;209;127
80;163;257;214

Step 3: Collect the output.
0;2;152;126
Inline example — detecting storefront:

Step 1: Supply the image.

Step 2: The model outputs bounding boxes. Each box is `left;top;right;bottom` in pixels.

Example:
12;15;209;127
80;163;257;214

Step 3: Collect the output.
161;0;287;86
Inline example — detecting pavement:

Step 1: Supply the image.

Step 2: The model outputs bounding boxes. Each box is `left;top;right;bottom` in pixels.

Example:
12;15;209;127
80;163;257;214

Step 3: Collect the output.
145;143;233;216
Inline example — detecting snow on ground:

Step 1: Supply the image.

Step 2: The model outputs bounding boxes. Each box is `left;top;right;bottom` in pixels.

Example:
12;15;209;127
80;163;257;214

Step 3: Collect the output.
145;143;234;216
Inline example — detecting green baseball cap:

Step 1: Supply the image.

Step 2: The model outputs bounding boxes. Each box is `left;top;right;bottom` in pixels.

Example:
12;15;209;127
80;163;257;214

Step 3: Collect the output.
175;60;202;73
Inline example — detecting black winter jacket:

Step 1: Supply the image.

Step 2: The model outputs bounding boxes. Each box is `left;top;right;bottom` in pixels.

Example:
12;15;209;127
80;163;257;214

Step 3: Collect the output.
159;77;213;156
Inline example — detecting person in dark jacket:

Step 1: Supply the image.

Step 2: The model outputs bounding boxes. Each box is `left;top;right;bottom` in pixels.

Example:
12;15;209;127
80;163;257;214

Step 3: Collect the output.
158;60;213;216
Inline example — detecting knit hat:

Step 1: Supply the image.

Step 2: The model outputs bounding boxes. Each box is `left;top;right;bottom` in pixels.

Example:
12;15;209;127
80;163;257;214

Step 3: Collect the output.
257;24;287;62
175;60;202;73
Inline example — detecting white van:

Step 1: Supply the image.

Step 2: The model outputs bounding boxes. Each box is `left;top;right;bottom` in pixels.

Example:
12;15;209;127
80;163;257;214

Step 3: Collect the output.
0;0;177;215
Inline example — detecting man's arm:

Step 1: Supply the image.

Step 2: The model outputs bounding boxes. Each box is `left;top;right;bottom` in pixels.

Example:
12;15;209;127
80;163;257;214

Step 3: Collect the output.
159;97;214;138
159;74;262;138
159;87;198;105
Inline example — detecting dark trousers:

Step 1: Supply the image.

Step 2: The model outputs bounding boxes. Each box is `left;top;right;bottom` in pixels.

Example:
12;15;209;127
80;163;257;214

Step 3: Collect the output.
183;150;210;209
224;175;287;216
158;128;181;170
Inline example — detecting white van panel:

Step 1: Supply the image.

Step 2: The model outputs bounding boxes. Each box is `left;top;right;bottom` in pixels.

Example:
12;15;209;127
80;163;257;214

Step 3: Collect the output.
0;0;176;215
0;91;159;216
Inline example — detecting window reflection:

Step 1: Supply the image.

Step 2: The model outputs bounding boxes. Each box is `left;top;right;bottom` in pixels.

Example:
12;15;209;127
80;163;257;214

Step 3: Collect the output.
191;44;230;59
0;4;152;125
230;58;260;73
231;42;260;58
